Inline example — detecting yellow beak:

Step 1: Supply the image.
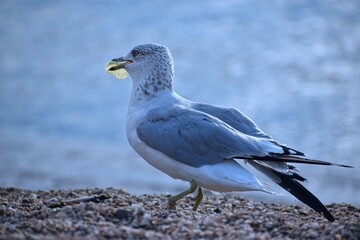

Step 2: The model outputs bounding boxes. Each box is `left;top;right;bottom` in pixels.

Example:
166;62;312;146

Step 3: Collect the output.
105;58;132;80
106;58;133;71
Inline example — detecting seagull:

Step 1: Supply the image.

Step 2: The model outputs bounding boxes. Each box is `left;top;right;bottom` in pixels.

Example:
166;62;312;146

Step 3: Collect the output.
106;43;352;222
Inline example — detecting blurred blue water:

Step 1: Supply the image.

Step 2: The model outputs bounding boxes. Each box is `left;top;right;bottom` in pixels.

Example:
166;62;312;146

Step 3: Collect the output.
0;0;359;206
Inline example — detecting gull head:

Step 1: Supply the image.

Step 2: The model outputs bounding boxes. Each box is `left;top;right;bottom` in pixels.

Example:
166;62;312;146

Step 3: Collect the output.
108;43;174;94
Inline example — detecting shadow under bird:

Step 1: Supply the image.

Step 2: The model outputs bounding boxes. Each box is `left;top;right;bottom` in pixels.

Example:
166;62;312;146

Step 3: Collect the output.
105;43;353;222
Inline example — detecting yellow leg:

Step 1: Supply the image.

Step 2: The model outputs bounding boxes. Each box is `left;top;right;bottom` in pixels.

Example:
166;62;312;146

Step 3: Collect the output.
192;187;203;211
168;180;197;209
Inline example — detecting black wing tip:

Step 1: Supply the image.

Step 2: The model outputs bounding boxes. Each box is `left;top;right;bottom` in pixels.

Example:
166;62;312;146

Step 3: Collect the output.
247;154;354;169
323;211;335;222
292;173;307;182
338;164;354;168
269;143;353;168
272;170;335;222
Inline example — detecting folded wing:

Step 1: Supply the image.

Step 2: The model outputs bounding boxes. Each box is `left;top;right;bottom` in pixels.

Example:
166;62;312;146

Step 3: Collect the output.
137;105;277;168
192;102;353;221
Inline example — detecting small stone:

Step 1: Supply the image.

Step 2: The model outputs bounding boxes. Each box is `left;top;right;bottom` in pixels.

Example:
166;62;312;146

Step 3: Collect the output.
74;202;86;212
48;197;59;203
4;222;16;232
84;210;95;218
8;207;16;214
0;205;6;212
334;234;342;240
299;209;308;215
22;198;31;204
115;208;132;221
251;220;261;228
307;230;319;238
64;218;73;226
244;219;252;224
214;208;222;214
35;202;44;210
310;222;319;229
131;204;151;227
62;205;73;214
264;222;273;230
29;193;38;199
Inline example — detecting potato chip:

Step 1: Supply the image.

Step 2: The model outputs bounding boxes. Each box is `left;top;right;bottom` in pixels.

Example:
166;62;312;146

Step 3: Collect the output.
105;61;129;80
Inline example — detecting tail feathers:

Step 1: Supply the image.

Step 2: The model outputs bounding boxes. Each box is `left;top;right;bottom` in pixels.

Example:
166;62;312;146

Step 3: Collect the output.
258;180;279;196
249;161;335;222
241;154;353;168
292;172;307;181
271;170;335;222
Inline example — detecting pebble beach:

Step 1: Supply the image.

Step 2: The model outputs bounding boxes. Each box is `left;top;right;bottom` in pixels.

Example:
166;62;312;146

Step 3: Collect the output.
1;187;359;239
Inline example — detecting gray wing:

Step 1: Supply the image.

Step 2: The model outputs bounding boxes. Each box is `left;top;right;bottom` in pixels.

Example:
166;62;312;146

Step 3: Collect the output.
136;105;279;168
192;103;272;140
192;102;305;156
191;102;349;168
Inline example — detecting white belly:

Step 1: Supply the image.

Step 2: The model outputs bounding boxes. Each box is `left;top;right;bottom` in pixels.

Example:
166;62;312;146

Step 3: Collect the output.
127;125;197;181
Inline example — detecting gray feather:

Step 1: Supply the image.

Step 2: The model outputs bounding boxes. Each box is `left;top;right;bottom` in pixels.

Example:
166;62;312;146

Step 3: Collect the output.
136;105;274;168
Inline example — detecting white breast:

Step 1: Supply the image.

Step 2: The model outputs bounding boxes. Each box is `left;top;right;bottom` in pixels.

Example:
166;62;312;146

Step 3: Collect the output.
125;91;197;181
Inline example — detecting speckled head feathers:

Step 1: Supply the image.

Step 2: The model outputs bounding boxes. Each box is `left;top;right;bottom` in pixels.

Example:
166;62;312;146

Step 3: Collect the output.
132;43;170;56
123;43;175;97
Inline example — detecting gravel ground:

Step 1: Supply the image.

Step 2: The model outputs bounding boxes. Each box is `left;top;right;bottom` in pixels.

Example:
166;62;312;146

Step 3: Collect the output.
0;187;359;239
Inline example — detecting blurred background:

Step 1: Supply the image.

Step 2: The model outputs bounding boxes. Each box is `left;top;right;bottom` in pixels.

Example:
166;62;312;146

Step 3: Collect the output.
0;0;359;206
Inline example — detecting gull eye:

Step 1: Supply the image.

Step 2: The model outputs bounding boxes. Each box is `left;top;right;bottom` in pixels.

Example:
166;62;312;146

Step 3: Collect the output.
132;49;140;57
